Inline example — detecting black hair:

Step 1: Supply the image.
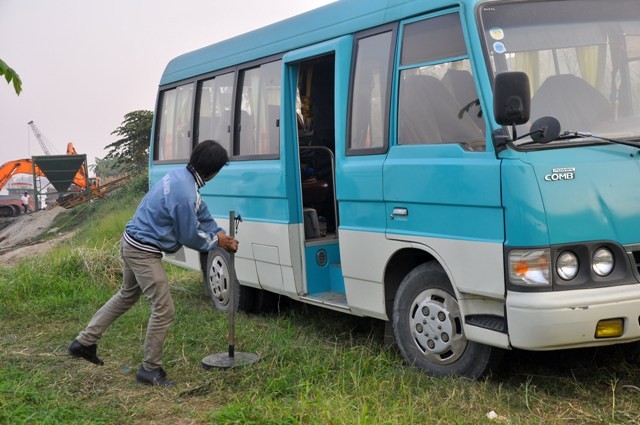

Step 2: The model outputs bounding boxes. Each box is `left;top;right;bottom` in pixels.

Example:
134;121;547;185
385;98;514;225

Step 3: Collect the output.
188;140;229;177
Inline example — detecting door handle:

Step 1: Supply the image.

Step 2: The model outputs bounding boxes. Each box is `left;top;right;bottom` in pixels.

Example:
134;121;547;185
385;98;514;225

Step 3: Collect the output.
390;207;408;219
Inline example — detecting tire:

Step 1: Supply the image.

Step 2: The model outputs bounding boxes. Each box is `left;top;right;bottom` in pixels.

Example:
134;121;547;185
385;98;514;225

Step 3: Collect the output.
252;288;282;313
204;247;255;313
392;261;501;379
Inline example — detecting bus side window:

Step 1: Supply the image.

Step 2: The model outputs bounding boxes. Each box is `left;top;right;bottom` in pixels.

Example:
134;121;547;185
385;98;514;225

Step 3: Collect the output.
196;72;234;154
155;83;194;161
397;13;485;150
349;30;393;152
236;61;281;157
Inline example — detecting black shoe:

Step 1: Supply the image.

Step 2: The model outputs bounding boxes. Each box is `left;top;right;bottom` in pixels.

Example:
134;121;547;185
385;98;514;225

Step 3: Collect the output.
67;339;104;366
135;366;176;387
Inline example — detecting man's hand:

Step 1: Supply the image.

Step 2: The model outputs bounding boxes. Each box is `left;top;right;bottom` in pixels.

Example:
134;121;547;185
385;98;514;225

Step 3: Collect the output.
217;232;239;253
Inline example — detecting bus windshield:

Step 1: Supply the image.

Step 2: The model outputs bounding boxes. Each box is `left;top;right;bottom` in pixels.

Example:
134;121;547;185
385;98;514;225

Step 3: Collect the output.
480;0;640;146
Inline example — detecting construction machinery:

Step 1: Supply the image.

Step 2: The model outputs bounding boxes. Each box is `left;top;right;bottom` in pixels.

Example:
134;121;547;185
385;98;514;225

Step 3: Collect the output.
0;157;130;213
27;120;56;155
27;121;94;190
0;159;44;217
1;147;129;215
66;142;100;190
2;122;128;213
55;175;130;209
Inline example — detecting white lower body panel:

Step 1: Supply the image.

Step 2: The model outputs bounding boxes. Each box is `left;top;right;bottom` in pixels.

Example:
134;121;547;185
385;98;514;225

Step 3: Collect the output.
507;285;640;350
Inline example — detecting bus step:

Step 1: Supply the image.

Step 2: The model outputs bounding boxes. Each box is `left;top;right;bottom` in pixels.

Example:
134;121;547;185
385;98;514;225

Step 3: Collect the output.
299;291;349;311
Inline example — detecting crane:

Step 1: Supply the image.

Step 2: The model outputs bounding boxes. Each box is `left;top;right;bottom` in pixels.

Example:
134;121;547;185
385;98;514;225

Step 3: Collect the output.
27;120;55;155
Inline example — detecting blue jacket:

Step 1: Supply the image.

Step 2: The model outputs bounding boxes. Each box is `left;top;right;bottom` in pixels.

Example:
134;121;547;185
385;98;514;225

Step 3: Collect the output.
124;166;223;254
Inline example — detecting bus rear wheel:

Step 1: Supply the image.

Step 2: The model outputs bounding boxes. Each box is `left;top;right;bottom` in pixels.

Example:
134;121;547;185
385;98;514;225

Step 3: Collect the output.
205;247;254;313
392;261;500;379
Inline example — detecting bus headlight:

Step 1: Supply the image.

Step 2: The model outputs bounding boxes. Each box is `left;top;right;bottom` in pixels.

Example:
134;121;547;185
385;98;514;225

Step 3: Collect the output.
592;247;614;277
557;251;579;280
509;249;550;286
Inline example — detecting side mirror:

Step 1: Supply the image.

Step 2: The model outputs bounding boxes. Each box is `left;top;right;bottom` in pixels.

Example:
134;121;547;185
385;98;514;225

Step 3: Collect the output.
493;72;531;126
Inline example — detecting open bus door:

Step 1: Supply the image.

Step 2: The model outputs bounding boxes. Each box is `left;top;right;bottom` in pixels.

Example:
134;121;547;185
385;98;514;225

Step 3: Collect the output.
283;37;352;311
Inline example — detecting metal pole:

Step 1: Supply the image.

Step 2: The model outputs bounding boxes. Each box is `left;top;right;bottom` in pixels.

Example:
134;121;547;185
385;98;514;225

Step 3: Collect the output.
227;210;236;358
32;157;38;212
202;210;260;370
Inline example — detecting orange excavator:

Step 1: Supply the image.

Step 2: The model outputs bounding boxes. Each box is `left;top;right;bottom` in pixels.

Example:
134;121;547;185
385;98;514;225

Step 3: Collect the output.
0;159;44;216
0;159;45;192
66;143;100;189
0;148;94;195
0;143;99;215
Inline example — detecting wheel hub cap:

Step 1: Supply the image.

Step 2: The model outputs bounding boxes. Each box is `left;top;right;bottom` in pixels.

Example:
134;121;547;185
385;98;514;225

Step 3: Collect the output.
410;288;466;365
208;256;230;306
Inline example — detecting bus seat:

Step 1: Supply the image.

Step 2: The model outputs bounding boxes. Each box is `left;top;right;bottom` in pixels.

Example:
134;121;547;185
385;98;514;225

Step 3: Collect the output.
302;176;329;206
398;74;484;145
530;74;613;131
441;69;485;133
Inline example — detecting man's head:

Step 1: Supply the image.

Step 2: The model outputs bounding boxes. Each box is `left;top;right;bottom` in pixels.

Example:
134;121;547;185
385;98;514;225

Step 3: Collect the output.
188;140;229;181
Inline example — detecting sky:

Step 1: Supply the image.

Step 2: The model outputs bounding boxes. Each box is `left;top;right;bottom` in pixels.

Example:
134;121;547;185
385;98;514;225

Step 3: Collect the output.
0;0;336;172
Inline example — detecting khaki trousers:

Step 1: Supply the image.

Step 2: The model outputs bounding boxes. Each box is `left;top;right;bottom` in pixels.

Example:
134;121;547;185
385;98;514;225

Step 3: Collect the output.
77;237;175;370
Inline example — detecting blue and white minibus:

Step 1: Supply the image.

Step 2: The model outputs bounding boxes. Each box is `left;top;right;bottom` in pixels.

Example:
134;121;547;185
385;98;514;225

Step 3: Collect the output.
150;0;640;378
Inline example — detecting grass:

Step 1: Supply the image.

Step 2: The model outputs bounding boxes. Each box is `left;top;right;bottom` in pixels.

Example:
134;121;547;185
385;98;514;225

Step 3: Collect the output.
2;175;640;424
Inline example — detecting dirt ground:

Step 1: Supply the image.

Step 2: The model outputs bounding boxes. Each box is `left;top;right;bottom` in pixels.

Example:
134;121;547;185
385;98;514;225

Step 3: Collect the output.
0;207;75;266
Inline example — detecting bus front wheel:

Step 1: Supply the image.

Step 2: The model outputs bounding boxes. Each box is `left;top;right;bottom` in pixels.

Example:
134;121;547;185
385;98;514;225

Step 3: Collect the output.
392;261;500;379
205;247;254;313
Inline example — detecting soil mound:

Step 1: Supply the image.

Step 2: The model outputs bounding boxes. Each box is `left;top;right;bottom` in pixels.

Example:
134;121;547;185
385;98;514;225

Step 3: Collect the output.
0;207;72;266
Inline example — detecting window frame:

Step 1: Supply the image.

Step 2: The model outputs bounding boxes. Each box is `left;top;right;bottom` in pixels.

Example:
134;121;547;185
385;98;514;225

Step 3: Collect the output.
346;23;398;157
154;55;285;164
193;68;237;155
153;78;198;164
232;55;283;161
394;9;486;148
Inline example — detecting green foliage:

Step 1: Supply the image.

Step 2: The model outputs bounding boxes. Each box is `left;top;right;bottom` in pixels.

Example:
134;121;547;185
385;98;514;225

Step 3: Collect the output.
0;58;22;95
92;156;125;179
105;110;153;175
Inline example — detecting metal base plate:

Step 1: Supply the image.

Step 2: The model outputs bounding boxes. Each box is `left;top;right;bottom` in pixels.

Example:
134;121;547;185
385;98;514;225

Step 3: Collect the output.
202;352;260;370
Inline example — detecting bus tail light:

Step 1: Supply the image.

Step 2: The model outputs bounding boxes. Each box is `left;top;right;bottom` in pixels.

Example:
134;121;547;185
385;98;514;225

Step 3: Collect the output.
508;249;551;286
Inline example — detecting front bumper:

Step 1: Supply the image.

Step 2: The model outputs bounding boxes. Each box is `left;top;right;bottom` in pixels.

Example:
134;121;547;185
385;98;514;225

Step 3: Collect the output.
507;284;640;350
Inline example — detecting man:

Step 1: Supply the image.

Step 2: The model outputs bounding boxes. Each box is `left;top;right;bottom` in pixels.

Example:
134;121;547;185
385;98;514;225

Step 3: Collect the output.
21;192;30;213
68;140;238;387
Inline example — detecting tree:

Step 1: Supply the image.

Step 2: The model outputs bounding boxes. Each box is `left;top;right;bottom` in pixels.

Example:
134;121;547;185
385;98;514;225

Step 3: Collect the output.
93;156;124;179
0;58;22;95
105;110;153;175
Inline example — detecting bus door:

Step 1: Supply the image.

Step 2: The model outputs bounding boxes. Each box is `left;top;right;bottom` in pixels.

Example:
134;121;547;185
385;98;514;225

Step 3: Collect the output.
338;25;396;319
383;11;505;301
282;36;352;311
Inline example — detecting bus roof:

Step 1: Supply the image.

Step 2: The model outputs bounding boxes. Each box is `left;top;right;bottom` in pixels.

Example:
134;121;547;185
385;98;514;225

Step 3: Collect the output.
160;0;479;86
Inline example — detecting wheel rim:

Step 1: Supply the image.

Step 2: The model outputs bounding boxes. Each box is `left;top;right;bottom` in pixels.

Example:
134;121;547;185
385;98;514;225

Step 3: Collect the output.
409;288;467;365
208;255;230;306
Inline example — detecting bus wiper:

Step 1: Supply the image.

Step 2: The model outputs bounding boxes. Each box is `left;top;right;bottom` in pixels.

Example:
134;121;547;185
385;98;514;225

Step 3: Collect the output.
516;116;640;149
518;131;587;146
553;131;640;149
